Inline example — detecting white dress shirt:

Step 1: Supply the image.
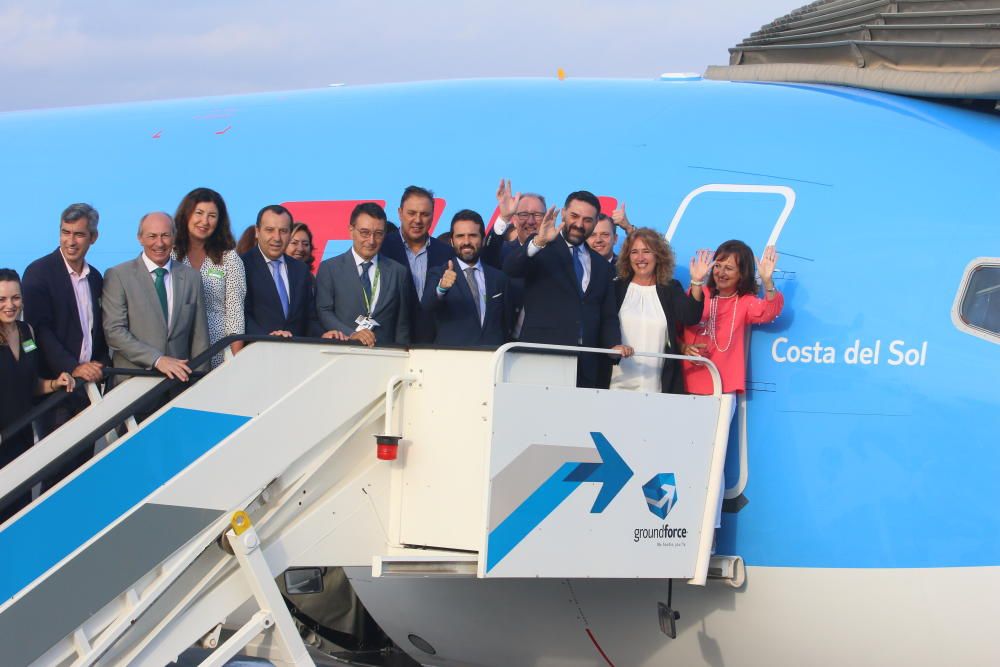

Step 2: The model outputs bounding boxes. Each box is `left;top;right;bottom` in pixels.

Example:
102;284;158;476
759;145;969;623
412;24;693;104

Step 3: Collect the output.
259;246;290;304
141;253;174;329
61;251;93;363
455;258;487;324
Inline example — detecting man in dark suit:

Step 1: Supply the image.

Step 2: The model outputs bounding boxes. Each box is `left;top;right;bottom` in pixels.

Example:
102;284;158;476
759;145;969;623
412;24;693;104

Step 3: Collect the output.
317;202;410;346
242;204;317;338
503;190;628;389
22;204;110;477
422;209;511;346
23;203;109;388
378;185;453;341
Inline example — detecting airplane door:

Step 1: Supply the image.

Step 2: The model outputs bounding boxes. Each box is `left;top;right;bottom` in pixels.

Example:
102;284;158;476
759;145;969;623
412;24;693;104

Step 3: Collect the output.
665;184;796;507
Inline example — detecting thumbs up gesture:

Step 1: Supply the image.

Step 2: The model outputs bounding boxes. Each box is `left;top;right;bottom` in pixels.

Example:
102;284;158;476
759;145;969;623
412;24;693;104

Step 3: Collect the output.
611;202;633;234
439;260;457;291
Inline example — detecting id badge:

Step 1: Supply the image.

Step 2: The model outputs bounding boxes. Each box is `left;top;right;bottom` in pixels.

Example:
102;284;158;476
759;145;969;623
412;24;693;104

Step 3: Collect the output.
354;316;380;331
206;267;225;280
21;338;37;353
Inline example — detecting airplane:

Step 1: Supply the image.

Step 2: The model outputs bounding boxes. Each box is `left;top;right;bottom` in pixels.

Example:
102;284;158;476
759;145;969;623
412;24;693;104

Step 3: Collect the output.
0;18;998;667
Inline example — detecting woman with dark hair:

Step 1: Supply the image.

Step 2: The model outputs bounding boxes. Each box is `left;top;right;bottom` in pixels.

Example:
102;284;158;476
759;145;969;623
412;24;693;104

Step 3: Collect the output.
235;224;257;256
607;228;709;392
286;222;315;272
680;240;782;395
0;269;75;469
173;187;246;365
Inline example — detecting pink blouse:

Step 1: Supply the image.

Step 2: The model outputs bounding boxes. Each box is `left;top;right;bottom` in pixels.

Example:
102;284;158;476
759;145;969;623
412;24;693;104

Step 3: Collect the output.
681;286;784;395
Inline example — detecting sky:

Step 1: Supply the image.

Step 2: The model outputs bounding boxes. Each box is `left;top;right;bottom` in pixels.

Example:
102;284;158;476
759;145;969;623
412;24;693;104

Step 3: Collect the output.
0;1;796;112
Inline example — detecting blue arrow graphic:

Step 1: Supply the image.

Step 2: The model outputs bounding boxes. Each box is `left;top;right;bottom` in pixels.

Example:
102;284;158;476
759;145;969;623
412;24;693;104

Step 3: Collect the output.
486;432;634;572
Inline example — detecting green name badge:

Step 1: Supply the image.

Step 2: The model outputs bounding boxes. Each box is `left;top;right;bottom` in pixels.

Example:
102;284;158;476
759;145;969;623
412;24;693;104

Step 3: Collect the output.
22;338;37;353
206;267;226;279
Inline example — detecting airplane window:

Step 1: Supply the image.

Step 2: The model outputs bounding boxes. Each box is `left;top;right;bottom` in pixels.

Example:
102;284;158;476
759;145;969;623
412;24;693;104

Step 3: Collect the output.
959;264;1000;338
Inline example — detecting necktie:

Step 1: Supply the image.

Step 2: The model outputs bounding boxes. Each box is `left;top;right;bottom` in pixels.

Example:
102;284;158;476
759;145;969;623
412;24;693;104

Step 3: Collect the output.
152;267;169;323
572;245;585;293
360;261;373;306
270;260;289;318
464;267;482;324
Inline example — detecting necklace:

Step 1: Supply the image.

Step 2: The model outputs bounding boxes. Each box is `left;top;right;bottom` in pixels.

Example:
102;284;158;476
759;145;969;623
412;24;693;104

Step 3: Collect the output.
707;293;740;352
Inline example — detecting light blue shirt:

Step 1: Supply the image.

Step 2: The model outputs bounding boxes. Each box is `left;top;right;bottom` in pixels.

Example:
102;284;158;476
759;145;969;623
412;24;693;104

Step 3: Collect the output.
402;231;429;297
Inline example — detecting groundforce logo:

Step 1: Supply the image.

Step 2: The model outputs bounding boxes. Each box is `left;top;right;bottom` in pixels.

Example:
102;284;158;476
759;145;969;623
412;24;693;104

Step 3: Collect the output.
642;473;678;519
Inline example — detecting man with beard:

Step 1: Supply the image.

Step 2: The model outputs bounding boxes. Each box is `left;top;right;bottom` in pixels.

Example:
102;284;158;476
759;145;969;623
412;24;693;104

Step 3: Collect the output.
379;185;454;341
422;210;511;346
503;191;629;388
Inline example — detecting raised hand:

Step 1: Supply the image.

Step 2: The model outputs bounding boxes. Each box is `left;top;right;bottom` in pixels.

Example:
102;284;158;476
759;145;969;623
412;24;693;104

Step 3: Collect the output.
757;245;778;283
533;206;562;248
496;178;521;221
611;202;632;234
439;260;457;290
689;249;714;283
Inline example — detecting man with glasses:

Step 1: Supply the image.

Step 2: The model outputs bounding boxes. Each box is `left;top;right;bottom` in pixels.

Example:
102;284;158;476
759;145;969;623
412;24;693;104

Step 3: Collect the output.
481;179;547;269
317;203;411;346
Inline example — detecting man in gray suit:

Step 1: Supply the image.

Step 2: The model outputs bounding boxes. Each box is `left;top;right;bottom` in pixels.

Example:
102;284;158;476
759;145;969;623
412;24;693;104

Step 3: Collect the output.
103;212;209;382
317;202;410;346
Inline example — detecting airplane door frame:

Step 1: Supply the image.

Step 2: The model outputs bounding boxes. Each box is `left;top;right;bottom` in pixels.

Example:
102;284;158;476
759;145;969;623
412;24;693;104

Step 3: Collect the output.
665;183;796;502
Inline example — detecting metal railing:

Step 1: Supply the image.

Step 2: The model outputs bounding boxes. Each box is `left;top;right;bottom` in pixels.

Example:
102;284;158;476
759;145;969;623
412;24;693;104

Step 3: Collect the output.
490;341;724;395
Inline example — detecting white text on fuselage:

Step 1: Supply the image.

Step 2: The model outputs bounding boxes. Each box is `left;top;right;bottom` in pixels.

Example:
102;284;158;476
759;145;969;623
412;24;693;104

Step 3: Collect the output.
770;338;928;366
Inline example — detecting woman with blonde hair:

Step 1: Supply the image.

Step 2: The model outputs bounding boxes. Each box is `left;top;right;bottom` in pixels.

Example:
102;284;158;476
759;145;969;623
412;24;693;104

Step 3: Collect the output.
607;228;710;393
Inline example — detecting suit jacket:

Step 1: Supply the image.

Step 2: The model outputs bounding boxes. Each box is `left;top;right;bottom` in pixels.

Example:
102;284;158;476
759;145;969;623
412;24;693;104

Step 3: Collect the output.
22;249;109;376
379;232;454;342
596;279;704;393
315;251;411;345
102;256;209;371
481;228;526;334
241;248;317;337
503;235;621;388
421;261;511;346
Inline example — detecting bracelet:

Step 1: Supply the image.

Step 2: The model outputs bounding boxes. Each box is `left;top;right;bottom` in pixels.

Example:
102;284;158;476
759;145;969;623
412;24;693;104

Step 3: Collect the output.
690;279;705;286
436;284;449;294
766;286;777;293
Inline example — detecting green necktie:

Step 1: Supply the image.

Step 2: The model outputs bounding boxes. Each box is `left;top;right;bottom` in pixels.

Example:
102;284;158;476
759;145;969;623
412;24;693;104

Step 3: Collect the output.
153;267;169;323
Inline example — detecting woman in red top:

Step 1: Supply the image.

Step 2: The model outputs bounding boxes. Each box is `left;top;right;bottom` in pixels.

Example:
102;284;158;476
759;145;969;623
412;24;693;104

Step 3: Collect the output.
682;241;783;395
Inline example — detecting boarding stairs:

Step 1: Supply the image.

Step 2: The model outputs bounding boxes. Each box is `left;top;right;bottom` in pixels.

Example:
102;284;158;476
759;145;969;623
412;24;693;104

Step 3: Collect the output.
0;337;736;666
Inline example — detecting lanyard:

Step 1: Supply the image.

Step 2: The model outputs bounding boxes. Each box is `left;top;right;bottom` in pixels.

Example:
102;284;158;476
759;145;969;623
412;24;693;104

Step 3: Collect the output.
361;265;381;316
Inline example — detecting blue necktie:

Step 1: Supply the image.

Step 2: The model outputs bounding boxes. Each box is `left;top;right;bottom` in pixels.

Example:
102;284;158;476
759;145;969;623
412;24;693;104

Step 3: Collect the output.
270;260;289;318
572;245;585;294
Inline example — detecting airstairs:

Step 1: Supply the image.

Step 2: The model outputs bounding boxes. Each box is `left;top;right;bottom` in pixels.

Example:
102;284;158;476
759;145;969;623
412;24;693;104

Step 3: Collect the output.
0;338;733;666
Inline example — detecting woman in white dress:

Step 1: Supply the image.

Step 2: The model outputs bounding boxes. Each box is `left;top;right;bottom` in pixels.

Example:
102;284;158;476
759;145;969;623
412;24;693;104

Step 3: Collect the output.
609;228;710;393
172;188;247;367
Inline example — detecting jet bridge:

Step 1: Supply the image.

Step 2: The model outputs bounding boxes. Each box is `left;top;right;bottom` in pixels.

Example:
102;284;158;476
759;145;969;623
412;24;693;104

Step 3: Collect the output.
0;338;731;667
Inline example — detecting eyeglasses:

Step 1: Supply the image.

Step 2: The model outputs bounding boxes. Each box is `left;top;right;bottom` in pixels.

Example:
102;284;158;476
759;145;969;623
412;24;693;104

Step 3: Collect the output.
515;212;545;221
355;229;385;240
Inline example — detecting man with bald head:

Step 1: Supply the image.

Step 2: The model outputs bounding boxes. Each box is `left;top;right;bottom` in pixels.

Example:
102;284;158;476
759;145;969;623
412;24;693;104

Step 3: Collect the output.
103;212;209;383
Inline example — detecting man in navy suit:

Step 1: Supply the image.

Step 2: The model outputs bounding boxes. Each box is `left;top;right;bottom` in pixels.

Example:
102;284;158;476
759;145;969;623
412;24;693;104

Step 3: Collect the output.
378;185;454;341
503;190;629;388
22;203;109;460
242;204;317;338
422;209;511;346
481;179;547;271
